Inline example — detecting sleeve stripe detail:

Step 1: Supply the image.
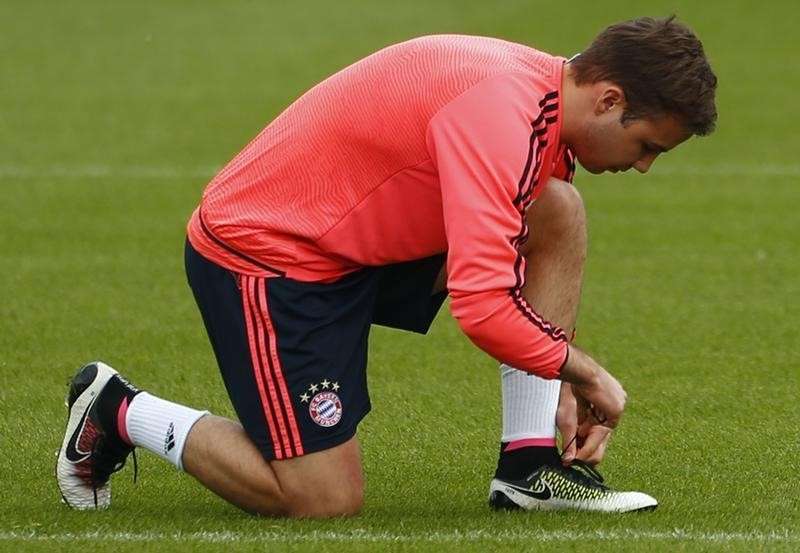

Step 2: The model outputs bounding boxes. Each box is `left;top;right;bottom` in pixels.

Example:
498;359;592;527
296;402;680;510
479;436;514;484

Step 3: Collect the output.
507;89;568;344
518;141;547;206
509;289;569;343
512;93;559;208
512;112;545;205
539;91;559;105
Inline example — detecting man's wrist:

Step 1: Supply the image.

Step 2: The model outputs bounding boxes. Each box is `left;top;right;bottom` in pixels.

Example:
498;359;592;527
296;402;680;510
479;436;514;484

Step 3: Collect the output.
559;344;599;387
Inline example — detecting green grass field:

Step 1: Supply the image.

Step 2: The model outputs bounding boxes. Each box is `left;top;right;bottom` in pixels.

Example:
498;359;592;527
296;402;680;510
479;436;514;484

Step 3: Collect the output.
1;0;798;551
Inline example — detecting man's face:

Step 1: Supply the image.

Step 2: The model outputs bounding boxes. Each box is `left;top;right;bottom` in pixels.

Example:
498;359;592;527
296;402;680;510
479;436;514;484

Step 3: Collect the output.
571;101;692;175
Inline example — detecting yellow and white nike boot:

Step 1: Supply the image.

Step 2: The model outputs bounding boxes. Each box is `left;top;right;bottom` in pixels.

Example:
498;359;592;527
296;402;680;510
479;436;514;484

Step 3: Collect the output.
489;461;658;513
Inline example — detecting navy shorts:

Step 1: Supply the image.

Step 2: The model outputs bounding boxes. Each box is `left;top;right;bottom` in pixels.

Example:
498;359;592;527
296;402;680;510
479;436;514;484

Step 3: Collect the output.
184;240;446;461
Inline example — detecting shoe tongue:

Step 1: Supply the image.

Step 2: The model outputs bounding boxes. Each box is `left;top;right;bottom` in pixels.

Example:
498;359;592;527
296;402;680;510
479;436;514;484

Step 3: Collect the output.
96;379;134;445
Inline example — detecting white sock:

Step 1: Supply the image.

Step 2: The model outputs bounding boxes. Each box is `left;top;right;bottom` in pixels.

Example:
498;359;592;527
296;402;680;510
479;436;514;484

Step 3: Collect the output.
500;363;560;445
125;392;208;470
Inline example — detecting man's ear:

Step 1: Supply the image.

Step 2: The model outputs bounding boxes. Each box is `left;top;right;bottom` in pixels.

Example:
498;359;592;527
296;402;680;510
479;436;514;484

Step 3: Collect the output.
593;84;626;115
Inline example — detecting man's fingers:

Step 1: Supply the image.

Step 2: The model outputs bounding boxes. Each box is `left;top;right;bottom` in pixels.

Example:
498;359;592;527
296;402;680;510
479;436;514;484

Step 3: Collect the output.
579;403;619;430
574;425;612;465
587;433;611;465
556;383;578;464
582;430;611;465
561;434;578;466
577;412;600;438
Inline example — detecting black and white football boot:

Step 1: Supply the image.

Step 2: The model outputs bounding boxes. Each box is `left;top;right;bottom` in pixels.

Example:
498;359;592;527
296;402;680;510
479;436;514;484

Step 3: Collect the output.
56;361;140;509
489;460;658;513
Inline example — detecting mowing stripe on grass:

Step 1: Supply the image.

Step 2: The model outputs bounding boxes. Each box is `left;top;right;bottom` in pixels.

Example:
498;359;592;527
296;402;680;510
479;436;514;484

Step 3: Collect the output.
2;163;800;180
0;165;219;180
0;529;797;544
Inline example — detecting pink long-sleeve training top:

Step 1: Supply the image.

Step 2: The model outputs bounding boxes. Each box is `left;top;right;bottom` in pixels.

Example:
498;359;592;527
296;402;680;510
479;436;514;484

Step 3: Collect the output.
188;34;577;379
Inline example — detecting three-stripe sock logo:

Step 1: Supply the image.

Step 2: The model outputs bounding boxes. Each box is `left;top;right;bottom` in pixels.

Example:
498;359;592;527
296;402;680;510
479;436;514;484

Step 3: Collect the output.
164;422;175;454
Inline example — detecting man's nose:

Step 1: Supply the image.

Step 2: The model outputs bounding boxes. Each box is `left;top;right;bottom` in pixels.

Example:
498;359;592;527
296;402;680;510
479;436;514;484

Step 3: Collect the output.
634;153;658;174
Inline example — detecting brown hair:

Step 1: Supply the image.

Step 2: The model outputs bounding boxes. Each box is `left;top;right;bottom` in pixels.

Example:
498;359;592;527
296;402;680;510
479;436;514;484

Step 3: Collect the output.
571;16;718;135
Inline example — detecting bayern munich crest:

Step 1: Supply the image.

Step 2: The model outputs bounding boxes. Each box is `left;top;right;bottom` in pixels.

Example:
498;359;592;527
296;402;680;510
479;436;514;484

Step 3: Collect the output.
300;380;342;427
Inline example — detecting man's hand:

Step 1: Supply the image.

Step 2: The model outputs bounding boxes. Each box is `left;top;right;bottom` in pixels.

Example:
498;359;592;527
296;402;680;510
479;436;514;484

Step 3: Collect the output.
557;345;626;466
556;382;614;466
556;382;578;464
559;344;627;427
574;408;614;465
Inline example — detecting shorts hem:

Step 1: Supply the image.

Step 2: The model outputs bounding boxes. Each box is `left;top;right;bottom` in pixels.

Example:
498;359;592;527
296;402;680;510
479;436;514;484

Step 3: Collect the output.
256;404;370;462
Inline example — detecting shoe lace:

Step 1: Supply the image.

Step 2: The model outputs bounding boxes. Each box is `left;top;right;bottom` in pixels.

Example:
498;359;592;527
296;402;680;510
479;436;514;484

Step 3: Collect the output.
90;435;138;508
569;460;606;487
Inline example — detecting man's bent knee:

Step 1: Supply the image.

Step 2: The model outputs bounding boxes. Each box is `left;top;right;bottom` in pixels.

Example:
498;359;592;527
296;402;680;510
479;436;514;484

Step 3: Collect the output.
244;467;363;518
284;480;364;518
530;178;586;232
266;437;365;518
522;178;586;256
